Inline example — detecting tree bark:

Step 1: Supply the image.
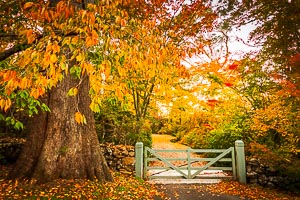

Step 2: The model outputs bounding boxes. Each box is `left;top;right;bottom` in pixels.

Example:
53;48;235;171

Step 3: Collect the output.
9;74;113;183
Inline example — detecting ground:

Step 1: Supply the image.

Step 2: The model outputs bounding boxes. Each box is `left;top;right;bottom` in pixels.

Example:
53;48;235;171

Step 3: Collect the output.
154;184;247;200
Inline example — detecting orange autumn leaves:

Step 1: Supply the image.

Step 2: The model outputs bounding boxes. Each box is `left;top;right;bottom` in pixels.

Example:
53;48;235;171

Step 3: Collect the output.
0;98;11;112
0;1;103;120
75;112;87;125
0;0;219;126
0;69;46;99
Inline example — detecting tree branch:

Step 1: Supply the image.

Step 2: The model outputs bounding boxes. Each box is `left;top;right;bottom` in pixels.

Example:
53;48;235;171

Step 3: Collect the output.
0;43;31;61
0;33;44;62
0;31;78;62
0;33;18;38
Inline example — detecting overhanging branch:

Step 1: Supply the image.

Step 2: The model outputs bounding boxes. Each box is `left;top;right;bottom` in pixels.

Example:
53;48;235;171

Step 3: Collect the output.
0;43;31;61
0;31;78;62
0;33;43;61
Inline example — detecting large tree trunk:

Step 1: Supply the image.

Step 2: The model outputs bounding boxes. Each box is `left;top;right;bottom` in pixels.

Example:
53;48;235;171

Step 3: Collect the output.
9;74;113;183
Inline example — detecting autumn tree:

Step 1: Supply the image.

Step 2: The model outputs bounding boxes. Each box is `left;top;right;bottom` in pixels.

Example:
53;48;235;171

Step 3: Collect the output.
215;0;300;151
0;0;120;182
90;0;217;145
0;0;217;182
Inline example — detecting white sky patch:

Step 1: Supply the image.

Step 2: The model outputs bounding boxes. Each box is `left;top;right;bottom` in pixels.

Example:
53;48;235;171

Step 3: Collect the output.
228;24;259;59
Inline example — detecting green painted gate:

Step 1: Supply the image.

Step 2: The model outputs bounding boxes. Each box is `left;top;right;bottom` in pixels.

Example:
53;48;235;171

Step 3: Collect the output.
135;140;247;183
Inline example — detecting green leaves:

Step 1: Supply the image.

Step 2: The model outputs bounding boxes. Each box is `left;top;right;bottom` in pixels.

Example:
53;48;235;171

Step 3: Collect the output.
14;121;24;130
70;66;82;79
0;115;24;130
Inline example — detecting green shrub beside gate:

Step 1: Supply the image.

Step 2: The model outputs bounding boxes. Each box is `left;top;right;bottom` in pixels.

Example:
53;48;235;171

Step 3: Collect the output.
135;140;246;183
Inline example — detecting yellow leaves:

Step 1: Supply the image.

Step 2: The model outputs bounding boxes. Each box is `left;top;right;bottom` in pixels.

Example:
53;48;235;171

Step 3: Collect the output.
19;29;36;44
0;98;11;112
71;36;79;45
67;87;78;96
76;53;85;62
75;112;87;125
89;101;100;113
50;54;58;63
23;2;34;10
115;87;123;100
86;3;97;11
0;70;17;83
19;77;32;89
43;52;59;68
115;16;122;24
26;29;35;44
86;30;98;47
115;16;127;27
30;88;44;99
81;62;94;75
51;44;60;54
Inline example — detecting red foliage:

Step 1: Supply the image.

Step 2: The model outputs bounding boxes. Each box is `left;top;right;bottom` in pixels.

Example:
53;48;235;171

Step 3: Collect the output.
207;99;218;103
224;82;233;87
289;53;300;67
228;63;238;70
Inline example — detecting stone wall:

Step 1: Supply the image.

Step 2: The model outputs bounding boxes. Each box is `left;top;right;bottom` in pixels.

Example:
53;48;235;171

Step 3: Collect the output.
0;139;136;174
0;138;25;163
246;158;300;191
100;143;135;174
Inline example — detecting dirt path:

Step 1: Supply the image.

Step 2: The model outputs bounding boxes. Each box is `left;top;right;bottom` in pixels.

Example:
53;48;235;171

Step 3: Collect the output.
151;134;187;149
151;134;204;167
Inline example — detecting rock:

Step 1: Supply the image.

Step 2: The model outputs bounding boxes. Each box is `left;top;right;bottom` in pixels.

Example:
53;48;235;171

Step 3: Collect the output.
129;152;135;157
249;178;258;184
122;157;135;166
255;166;264;174
266;182;275;187
248;158;259;166
247;171;258;178
258;174;268;185
122;150;129;156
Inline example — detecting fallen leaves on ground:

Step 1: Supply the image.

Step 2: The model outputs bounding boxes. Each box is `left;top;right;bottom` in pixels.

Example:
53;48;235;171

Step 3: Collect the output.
207;180;300;200
0;166;164;200
1;165;299;200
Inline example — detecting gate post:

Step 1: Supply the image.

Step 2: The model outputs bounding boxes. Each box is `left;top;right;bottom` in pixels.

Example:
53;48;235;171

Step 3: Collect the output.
235;140;246;184
135;142;143;179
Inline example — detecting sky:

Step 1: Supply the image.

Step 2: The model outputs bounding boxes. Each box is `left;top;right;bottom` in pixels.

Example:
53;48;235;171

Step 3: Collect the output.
228;24;258;57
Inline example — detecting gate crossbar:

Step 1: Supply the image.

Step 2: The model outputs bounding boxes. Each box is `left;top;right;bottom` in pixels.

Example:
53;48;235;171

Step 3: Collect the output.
190;147;233;178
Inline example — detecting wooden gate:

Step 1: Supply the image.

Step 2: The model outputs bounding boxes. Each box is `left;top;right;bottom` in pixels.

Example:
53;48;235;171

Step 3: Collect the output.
135;141;246;183
144;147;236;180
